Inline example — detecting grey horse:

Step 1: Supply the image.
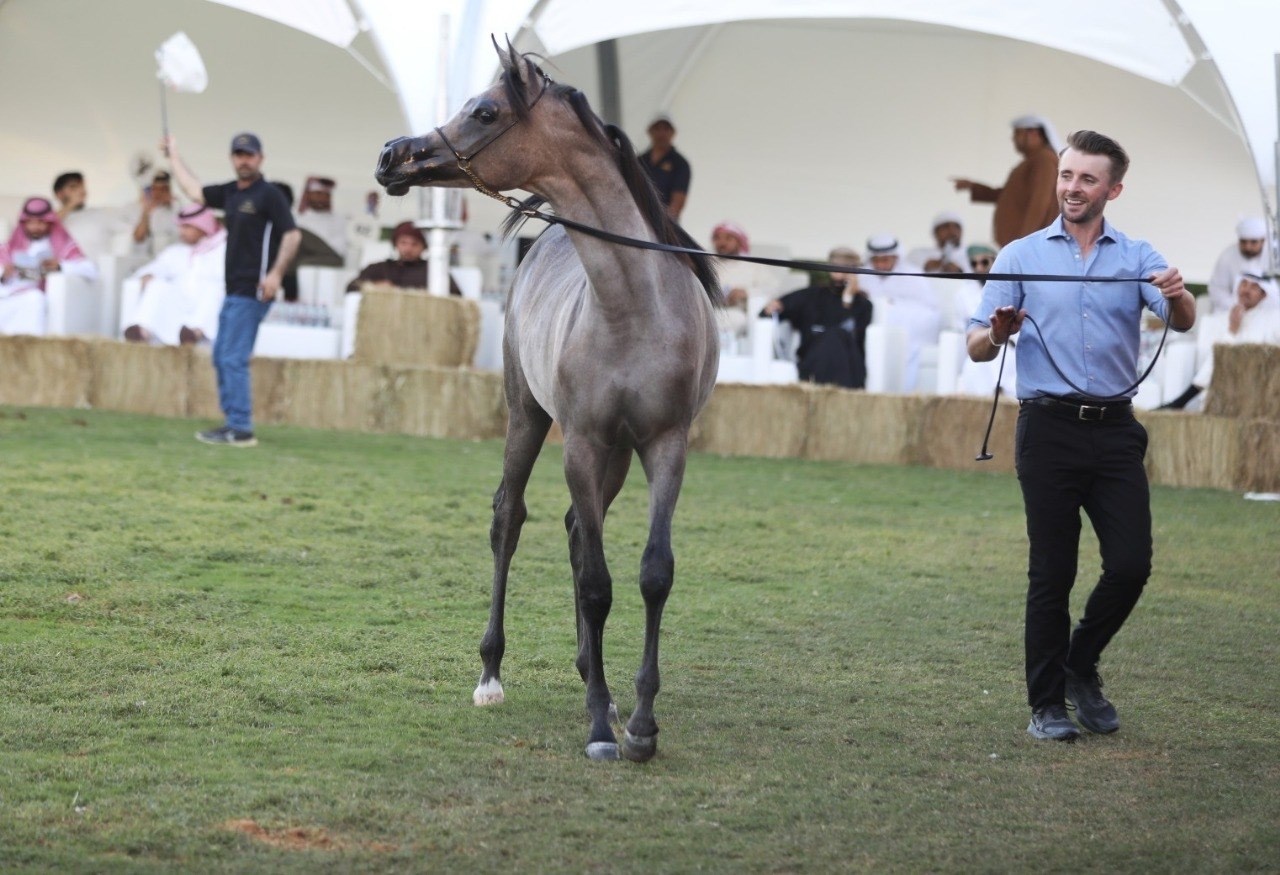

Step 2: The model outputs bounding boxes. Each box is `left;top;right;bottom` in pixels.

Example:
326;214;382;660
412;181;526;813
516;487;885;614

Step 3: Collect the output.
375;45;722;762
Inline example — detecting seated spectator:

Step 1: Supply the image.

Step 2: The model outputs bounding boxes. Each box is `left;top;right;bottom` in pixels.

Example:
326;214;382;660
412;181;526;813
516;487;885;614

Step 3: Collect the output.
956;242;1017;396
125;170;181;258
0;197;99;336
345;221;461;295
1160;273;1280;410
1207;217;1272;313
859;234;942;391
760;246;871;389
123;204;226;346
295;176;349;264
711;220;780;343
52;171;125;262
907;211;971;273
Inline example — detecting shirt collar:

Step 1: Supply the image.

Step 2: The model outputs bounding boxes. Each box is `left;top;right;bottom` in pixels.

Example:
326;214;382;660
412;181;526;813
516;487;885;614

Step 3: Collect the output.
1044;215;1119;244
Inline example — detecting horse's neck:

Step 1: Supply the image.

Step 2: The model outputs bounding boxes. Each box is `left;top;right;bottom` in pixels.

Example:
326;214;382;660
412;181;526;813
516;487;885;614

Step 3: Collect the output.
534;162;665;312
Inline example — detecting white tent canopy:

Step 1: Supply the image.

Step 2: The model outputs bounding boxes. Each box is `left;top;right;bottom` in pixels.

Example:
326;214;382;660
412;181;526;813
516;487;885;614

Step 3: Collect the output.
2;0;1276;281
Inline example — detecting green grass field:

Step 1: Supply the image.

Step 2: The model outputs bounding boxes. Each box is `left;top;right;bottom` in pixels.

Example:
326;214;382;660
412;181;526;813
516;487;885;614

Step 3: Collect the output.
1;406;1276;872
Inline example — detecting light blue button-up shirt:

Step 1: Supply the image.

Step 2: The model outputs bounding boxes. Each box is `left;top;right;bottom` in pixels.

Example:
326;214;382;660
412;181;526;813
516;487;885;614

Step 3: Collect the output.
969;217;1185;400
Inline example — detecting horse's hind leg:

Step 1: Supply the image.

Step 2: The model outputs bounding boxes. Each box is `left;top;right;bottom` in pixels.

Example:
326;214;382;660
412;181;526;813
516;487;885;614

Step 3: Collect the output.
569;444;632;687
475;398;551;706
622;430;688;763
562;432;619;760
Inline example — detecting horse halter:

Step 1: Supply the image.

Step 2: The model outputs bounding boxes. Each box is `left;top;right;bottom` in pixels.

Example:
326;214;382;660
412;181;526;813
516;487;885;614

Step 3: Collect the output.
434;71;553;206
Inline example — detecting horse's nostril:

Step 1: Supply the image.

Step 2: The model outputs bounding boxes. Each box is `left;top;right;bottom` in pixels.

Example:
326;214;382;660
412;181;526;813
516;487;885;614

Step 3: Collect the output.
376;148;394;175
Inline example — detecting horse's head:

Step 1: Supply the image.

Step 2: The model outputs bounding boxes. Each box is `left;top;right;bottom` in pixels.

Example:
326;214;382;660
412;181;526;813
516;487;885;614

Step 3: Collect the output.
376;40;553;197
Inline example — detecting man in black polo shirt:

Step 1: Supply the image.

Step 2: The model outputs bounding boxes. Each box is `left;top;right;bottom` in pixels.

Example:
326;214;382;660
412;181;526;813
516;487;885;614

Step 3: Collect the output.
165;132;301;447
638;115;691;221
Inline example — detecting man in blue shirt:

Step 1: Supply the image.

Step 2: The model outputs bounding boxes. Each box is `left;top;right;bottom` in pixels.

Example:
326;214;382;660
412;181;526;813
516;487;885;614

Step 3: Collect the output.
166;132;301;447
967;130;1195;742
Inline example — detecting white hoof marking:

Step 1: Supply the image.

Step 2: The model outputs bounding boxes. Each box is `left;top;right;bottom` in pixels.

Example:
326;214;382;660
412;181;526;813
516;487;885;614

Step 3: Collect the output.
585;741;620;761
473;678;505;706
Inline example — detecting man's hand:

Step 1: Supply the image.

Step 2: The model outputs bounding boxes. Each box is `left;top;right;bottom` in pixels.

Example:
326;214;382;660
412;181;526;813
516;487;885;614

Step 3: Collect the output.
950;177;974;193
40;258;61;274
159;135;176;158
258;272;283;302
1228;302;1244;335
989;305;1025;345
1149;266;1186;300
761;298;783;316
725;286;748;308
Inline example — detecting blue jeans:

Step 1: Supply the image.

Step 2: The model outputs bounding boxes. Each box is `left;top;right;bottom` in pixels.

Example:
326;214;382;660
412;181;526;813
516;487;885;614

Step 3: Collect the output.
211;295;271;432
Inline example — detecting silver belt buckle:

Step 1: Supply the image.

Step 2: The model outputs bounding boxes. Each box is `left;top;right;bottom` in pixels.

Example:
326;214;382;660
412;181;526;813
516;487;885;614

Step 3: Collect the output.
1078;404;1104;421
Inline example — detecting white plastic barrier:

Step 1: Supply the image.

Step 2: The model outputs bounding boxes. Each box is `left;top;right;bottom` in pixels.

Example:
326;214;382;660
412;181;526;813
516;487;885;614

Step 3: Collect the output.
864;324;907;394
45;272;102;336
254;322;342;359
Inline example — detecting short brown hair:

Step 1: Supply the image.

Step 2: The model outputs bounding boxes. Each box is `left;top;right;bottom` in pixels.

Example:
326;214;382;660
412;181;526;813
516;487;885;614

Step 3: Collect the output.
1064;130;1130;184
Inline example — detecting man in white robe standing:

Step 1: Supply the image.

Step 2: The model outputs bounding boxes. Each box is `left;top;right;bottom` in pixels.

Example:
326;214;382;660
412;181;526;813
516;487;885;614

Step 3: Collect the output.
1207;217;1273;313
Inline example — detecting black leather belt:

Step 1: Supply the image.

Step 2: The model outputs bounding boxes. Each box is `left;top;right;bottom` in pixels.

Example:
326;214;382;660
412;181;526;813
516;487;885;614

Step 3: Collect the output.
1021;396;1133;422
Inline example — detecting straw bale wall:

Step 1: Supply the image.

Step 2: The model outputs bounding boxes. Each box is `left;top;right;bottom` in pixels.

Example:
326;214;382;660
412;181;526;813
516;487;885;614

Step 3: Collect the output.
1139;412;1242;491
690;383;812;458
1204;344;1280;421
1236;420;1280;492
1;336;1274;491
352;289;480;368
0;336;91;409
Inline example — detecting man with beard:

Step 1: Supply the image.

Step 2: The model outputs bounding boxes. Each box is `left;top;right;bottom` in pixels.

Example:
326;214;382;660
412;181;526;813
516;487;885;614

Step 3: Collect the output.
967;130;1195;742
345;221;461;295
760;246;871;389
165;131;301;447
1206;217;1272;313
952;115;1062;247
0;196;99;335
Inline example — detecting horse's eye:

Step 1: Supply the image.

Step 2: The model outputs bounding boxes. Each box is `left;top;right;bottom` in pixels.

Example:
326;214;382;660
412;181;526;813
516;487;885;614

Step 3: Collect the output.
472;102;499;125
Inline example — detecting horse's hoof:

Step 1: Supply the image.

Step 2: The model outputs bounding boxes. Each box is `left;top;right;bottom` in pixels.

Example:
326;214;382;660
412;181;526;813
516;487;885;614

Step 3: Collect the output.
473;678;504;706
621;730;657;763
585;741;620;761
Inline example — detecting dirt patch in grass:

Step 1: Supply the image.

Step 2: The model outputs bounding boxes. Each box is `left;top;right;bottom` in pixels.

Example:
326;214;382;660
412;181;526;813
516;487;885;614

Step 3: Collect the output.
223;819;397;854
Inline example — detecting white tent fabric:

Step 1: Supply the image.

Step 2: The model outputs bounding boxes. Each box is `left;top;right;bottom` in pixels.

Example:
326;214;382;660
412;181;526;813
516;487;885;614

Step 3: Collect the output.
1;0;1276;283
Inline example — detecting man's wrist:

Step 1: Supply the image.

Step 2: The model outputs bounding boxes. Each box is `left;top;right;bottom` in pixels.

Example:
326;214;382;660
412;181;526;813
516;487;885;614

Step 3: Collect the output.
988;326;1005;347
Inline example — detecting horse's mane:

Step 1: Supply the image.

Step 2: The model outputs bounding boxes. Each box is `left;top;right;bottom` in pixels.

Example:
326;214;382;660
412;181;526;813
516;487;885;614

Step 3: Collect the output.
497;52;722;306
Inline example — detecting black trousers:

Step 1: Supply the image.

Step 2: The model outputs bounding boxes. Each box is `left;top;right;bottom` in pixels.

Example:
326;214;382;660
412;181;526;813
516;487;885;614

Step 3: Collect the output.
1014;403;1152;710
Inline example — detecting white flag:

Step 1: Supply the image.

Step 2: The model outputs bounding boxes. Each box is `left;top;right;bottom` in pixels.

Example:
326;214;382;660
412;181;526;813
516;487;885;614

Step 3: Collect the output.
156;32;208;94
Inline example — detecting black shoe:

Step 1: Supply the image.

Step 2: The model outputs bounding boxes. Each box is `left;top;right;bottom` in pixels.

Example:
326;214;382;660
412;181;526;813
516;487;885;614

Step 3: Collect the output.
195;426;258;447
1066;671;1120;734
1027;704;1080;741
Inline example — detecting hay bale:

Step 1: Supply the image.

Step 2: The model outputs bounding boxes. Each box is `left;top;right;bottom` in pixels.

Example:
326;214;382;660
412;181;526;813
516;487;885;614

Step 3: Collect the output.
806;390;928;465
1237;419;1280;492
1140;411;1241;490
270;359;388;432
87;340;191;417
246;358;291;425
1204;344;1280;420
0;336;91;408
691;383;813;457
915;396;1018;473
352;289;480;368
382;366;506;439
185;347;221;420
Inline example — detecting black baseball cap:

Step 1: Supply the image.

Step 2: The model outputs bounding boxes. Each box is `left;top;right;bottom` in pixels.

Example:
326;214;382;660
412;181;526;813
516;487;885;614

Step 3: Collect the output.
230;132;262;155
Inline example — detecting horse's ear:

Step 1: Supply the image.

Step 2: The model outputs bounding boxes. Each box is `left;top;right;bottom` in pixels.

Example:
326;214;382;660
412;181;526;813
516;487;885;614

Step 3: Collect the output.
493;33;515;72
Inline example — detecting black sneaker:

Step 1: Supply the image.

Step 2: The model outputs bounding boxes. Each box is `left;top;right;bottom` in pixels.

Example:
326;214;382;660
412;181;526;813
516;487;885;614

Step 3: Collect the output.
195;426;258;447
1027;704;1080;741
1066;671;1120;734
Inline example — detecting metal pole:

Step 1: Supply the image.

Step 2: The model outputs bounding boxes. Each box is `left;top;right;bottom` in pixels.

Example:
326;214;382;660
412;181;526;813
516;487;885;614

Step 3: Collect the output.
426;13;455;298
596;40;621;126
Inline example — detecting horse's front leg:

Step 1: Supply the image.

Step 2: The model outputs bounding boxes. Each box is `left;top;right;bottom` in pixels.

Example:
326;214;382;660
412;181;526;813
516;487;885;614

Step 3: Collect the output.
475;399;551;706
623;431;688;763
563;433;618;760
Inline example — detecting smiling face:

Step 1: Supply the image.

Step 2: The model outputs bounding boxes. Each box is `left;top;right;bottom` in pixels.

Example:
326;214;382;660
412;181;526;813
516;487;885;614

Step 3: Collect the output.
1056;147;1123;228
